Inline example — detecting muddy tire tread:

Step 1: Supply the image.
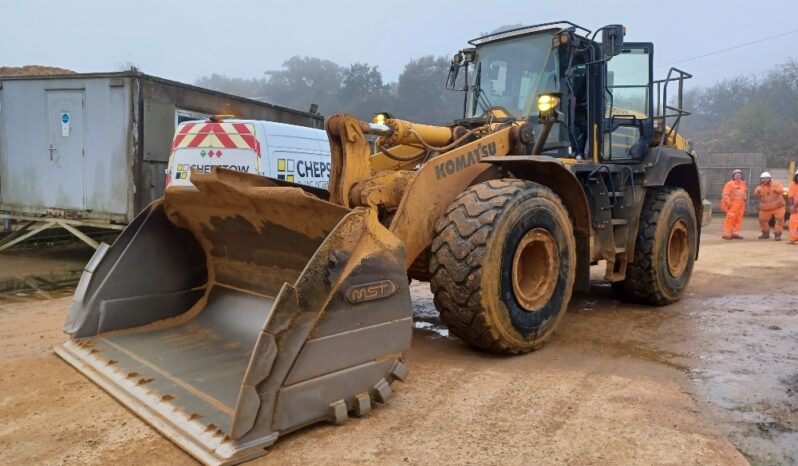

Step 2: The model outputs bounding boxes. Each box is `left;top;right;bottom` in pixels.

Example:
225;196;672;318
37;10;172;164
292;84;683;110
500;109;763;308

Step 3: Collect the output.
429;179;561;354
617;186;687;305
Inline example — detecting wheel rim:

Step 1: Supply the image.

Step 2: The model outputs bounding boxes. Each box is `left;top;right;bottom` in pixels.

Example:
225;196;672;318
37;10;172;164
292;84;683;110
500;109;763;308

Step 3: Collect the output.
667;219;689;277
511;228;560;312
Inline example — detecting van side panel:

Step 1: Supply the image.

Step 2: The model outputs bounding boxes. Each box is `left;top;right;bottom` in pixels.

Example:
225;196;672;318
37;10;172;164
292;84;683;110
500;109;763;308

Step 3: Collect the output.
260;121;331;189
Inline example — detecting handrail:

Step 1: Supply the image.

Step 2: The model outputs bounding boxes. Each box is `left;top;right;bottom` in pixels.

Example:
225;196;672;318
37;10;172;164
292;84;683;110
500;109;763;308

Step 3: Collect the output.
653;67;692;146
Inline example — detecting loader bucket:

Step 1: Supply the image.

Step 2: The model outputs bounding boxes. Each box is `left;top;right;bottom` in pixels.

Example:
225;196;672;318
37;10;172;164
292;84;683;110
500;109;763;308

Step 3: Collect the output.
55;168;413;465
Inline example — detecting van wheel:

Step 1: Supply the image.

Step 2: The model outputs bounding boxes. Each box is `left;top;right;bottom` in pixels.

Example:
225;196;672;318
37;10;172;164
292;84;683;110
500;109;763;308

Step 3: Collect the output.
429;179;576;353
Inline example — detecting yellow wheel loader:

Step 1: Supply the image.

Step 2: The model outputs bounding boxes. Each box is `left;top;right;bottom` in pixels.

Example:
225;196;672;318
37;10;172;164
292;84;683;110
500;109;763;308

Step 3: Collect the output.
56;21;704;464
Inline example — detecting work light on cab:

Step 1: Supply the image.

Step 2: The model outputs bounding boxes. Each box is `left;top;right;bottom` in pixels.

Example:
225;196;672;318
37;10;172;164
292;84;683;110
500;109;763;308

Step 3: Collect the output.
537;94;560;115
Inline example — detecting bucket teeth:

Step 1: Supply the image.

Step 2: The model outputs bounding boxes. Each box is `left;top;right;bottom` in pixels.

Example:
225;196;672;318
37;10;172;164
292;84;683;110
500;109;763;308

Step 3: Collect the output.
353;393;372;417
390;360;408;382
373;379;392;403
330;400;349;424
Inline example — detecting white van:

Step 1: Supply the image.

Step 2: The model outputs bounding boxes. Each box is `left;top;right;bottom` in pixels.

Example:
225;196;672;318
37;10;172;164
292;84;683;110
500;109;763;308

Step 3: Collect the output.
166;117;331;189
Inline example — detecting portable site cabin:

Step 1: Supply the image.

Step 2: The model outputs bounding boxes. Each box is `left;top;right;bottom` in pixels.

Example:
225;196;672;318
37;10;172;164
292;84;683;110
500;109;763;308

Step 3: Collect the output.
0;70;323;249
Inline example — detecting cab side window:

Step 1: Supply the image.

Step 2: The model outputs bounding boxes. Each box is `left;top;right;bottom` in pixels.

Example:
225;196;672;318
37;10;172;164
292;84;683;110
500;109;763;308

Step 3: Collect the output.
604;47;652;160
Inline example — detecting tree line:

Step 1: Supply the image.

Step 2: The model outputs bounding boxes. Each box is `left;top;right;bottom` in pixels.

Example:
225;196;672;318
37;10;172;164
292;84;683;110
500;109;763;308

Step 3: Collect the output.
196;55;463;125
680;59;798;167
195;24;527;125
197;55;798;166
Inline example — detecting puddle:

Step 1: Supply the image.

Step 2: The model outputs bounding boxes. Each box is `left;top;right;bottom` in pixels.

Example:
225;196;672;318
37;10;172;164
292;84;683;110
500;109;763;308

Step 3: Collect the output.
0;243;94;303
410;281;454;339
681;293;798;464
557;282;798;464
0;270;81;302
414;320;450;338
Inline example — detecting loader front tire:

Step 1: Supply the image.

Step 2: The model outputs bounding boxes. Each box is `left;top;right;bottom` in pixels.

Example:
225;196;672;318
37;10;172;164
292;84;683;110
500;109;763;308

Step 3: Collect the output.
430;179;576;353
613;186;697;305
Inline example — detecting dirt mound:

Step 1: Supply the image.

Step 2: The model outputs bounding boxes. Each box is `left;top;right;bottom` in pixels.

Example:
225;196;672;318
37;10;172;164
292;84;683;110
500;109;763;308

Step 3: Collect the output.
0;65;75;76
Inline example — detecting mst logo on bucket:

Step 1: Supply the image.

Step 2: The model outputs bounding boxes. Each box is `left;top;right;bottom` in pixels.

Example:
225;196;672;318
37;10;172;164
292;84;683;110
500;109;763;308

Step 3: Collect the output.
346;280;397;303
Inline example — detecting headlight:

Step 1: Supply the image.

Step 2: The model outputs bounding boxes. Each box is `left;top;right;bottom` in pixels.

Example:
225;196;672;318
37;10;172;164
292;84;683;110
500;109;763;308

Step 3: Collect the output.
373;112;393;125
537;94;560;114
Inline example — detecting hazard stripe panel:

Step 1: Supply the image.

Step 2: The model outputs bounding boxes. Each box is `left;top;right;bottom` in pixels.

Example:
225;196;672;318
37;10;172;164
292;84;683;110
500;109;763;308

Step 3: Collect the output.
171;123;259;156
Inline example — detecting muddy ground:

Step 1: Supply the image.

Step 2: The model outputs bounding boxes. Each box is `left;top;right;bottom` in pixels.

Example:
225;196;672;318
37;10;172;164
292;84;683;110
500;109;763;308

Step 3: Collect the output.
0;220;796;465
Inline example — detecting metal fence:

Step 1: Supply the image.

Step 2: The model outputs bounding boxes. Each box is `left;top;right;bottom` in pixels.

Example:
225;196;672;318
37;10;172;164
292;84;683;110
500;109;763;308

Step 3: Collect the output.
699;153;765;212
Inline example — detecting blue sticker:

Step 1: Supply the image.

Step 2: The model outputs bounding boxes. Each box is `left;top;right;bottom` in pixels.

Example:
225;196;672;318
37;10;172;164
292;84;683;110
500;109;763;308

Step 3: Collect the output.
61;113;70;124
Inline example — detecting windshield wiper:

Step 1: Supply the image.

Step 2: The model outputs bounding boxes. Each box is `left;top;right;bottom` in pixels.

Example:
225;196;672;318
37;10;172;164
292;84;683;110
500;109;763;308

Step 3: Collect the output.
472;62;493;114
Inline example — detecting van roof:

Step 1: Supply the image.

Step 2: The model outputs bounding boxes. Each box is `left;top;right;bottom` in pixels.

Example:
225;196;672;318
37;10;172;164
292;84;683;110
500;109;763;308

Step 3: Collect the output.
179;119;327;140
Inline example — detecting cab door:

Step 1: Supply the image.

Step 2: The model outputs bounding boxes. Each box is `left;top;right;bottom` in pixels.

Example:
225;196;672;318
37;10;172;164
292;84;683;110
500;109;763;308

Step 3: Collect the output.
602;43;653;161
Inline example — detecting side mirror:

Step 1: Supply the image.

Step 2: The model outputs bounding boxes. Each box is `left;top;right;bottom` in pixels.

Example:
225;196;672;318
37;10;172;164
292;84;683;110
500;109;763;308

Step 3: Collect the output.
601;24;625;57
446;50;474;91
446;55;461;90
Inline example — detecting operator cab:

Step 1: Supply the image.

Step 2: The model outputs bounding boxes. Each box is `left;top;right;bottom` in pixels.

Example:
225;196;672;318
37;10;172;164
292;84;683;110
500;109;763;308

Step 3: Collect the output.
447;21;688;163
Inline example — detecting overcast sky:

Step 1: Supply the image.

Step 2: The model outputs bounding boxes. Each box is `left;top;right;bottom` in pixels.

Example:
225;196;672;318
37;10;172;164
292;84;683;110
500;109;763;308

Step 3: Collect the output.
3;0;797;89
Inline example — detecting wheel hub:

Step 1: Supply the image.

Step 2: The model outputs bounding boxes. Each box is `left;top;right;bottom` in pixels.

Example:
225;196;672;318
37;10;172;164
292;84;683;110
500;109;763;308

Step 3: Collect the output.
511;228;559;312
667;219;689;277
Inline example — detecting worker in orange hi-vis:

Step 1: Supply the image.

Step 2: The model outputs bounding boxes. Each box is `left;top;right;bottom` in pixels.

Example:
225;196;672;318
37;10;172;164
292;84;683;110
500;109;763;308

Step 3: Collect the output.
753;171;786;241
721;168;747;240
788;170;798;245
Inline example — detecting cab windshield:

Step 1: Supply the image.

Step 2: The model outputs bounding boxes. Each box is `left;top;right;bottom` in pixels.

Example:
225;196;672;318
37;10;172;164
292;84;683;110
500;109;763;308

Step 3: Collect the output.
467;33;559;118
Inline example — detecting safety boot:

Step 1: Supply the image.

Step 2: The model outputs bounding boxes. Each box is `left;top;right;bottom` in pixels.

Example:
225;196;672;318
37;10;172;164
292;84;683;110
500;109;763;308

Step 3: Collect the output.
758;232;770;240
775;233;782;241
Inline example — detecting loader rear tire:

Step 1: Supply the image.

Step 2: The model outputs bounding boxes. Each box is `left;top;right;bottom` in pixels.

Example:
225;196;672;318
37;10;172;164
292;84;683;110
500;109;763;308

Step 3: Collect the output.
613;186;697;305
430;179;576;353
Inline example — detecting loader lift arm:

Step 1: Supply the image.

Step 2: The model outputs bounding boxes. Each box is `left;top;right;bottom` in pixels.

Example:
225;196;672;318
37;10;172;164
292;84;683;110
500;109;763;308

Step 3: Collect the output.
325;112;524;267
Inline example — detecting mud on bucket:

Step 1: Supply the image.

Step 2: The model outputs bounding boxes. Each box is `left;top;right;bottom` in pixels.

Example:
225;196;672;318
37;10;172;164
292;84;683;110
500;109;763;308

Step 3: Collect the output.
55;169;413;465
